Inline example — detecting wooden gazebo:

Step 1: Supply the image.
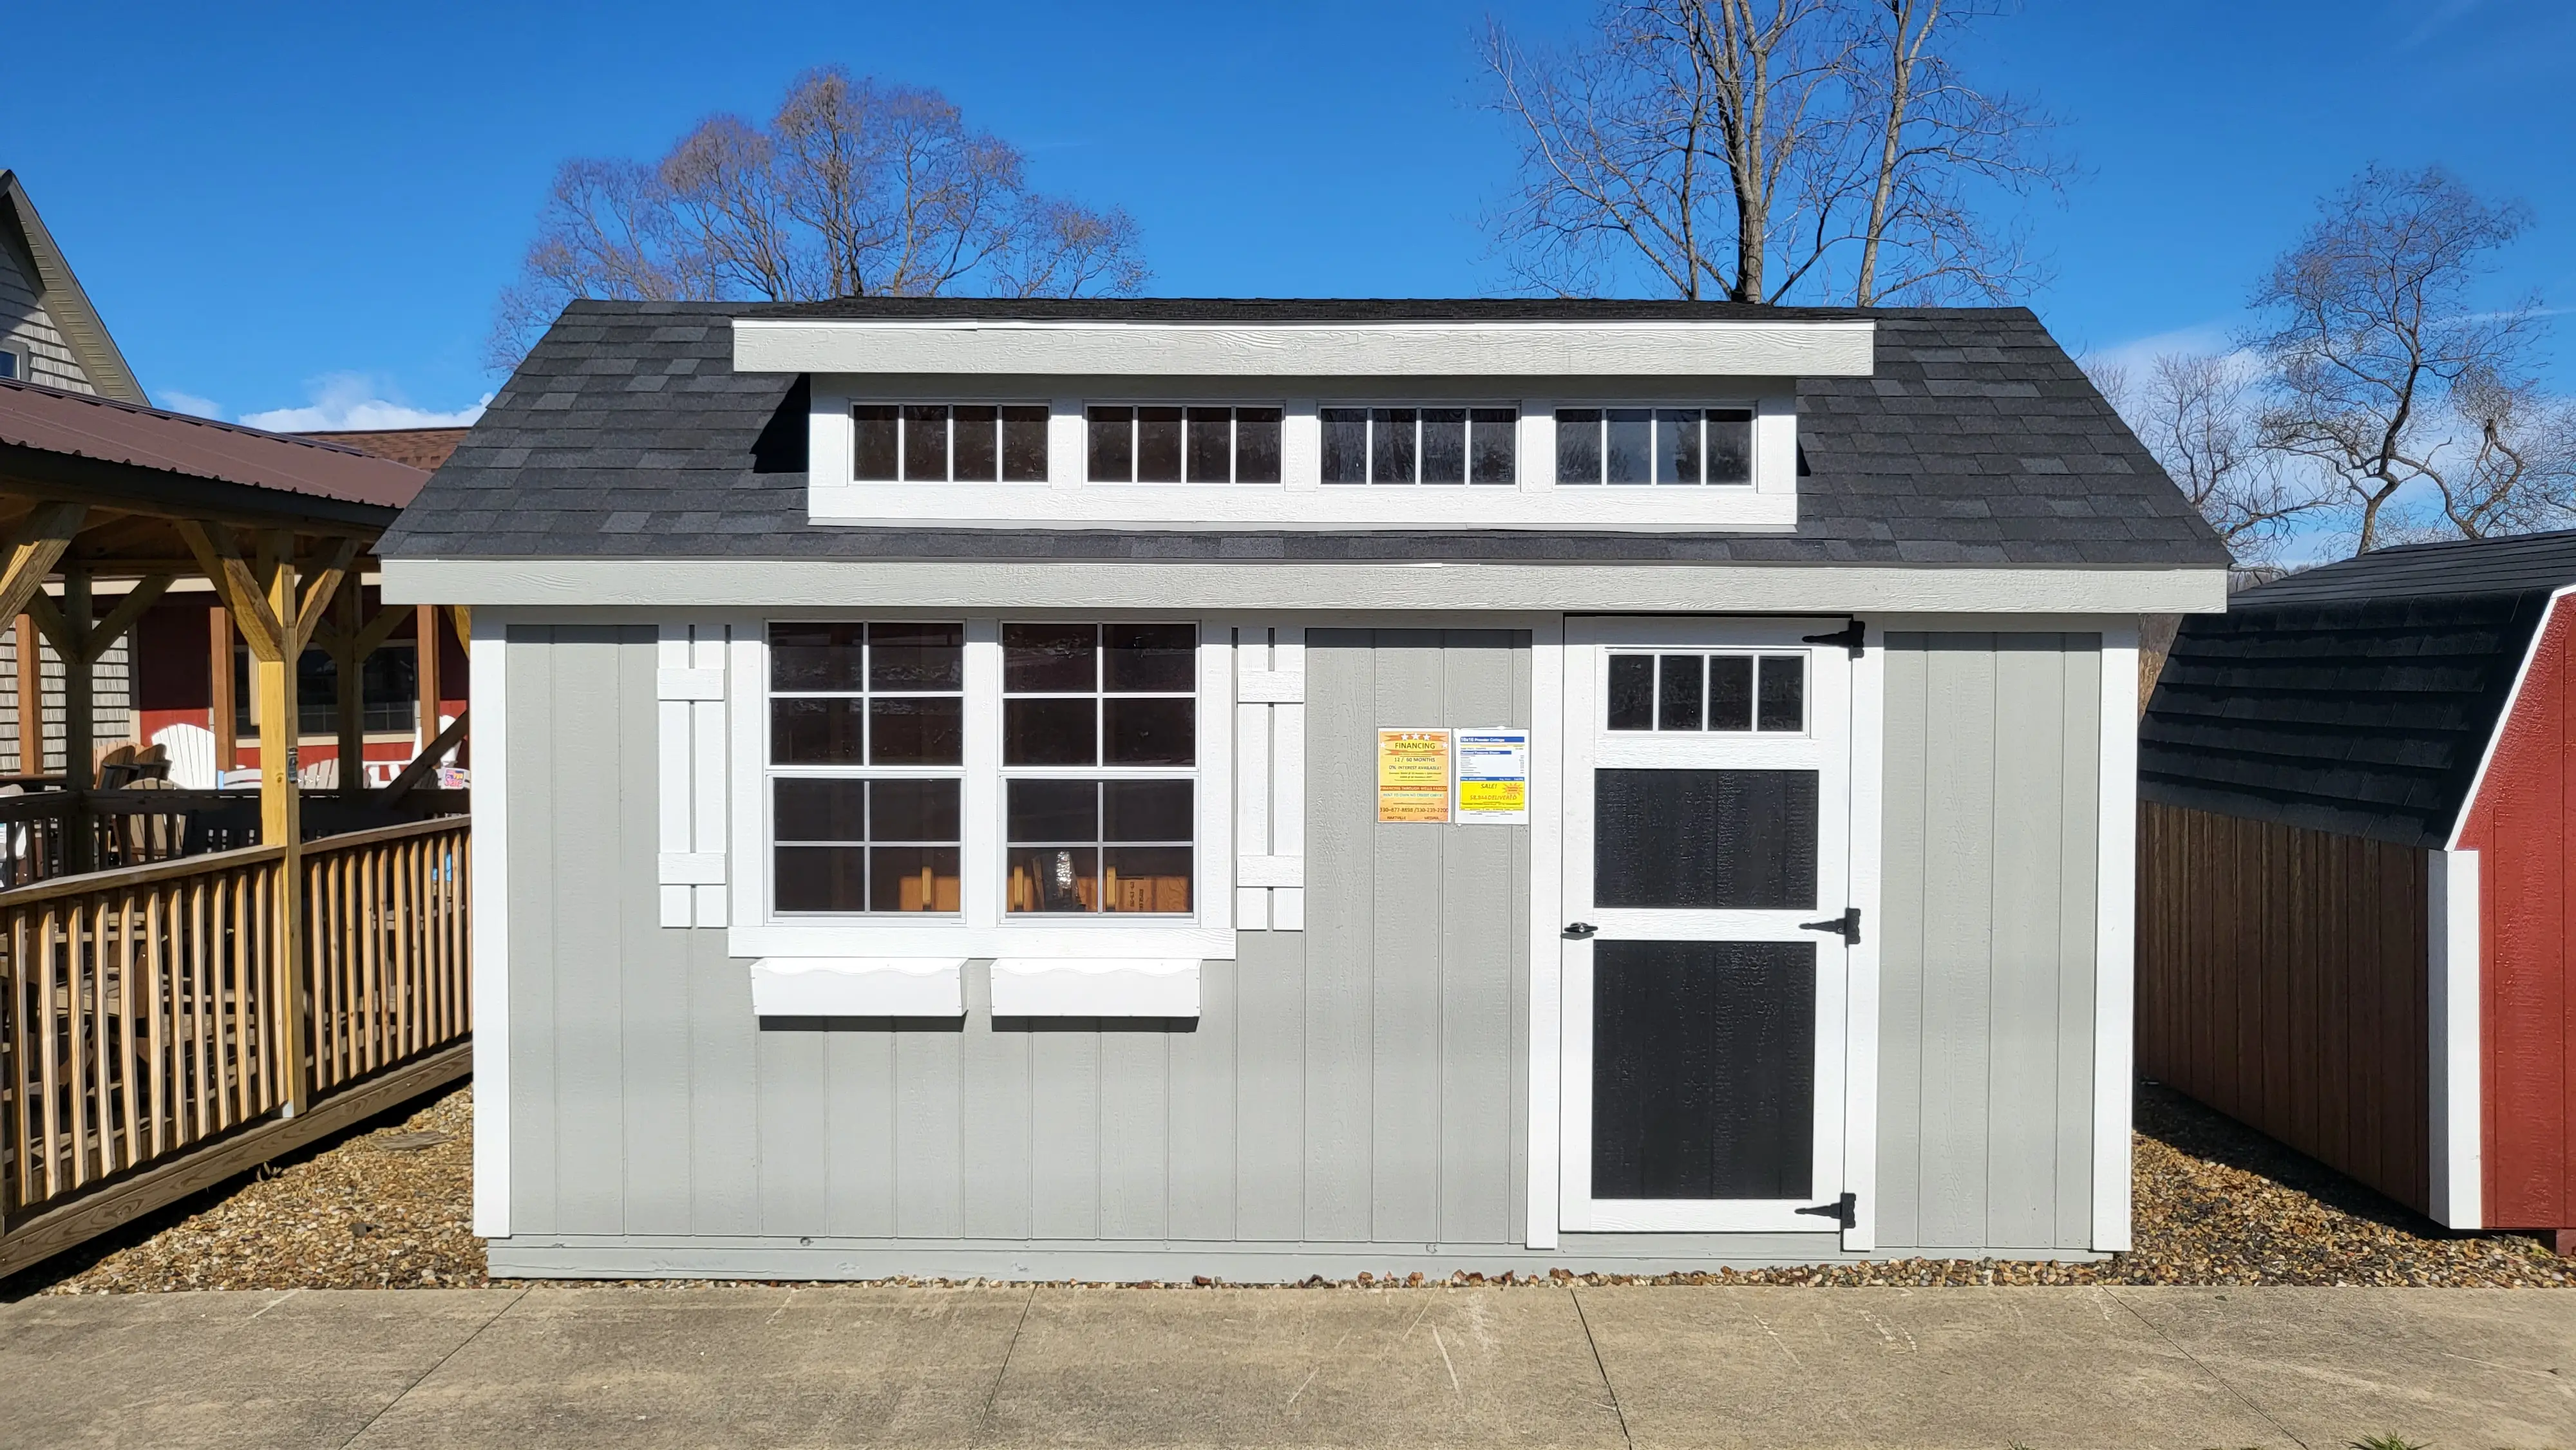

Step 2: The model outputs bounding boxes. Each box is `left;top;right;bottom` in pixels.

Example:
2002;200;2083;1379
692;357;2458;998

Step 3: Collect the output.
0;376;471;1277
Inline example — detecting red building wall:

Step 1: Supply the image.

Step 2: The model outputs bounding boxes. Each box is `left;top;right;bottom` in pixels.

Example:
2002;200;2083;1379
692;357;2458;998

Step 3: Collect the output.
2456;595;2576;1232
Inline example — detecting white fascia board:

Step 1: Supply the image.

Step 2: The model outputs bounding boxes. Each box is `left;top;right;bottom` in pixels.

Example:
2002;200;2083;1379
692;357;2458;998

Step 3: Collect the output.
2443;585;2576;852
383;559;2230;617
989;957;1200;1017
749;957;966;1017
735;318;1875;378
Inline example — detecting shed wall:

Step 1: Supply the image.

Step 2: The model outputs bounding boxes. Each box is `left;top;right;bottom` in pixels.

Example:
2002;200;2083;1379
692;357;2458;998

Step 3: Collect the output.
490;619;2111;1276
2456;597;2576;1232
2137;799;2432;1214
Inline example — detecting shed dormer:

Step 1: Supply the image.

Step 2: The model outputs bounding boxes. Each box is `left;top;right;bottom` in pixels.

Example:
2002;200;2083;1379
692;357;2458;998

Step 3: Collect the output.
731;299;1875;534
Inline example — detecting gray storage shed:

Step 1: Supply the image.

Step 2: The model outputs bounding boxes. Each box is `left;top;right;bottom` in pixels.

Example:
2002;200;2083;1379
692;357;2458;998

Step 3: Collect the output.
378;299;2230;1279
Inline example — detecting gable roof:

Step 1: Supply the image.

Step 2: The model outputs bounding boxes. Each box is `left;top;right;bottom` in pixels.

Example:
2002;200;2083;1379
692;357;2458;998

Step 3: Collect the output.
2140;529;2576;848
0;171;147;406
375;299;2230;569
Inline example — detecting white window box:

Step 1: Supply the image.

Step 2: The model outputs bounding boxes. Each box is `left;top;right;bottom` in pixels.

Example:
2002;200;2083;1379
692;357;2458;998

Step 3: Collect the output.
989;957;1200;1018
748;957;965;1017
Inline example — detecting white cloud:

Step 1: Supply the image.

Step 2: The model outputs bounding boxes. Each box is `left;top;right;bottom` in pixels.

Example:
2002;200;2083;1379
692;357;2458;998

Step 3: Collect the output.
2079;321;2242;381
158;389;226;420
238;373;489;433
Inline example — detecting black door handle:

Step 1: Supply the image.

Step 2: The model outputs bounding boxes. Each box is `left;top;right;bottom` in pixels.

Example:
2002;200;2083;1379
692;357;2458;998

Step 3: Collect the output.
1562;922;1598;939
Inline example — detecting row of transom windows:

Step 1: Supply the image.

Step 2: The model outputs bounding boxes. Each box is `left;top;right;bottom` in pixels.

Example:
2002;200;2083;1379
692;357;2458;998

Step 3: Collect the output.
851;404;1758;486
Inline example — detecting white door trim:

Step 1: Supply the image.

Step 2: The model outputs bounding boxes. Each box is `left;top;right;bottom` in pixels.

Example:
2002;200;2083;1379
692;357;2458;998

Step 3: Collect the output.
1557;616;1879;1236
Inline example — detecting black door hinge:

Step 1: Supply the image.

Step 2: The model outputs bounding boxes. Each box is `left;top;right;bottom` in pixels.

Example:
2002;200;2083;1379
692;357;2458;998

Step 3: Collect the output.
1801;619;1865;657
1799;907;1862;945
1795;1191;1857;1229
1562;921;1598;939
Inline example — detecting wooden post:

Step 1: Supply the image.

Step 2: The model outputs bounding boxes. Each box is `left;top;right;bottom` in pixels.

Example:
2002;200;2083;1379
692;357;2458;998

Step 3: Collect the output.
332;580;362;793
61;563;92;874
210;605;236;775
14;614;37;777
413;603;440;762
257;541;310;1116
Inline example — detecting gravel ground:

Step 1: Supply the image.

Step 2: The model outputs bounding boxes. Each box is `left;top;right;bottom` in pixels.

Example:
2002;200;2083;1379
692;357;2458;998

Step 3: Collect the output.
8;1080;2569;1295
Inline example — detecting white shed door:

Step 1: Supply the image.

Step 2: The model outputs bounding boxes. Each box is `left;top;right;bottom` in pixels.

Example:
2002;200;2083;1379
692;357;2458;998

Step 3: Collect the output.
1560;617;1857;1234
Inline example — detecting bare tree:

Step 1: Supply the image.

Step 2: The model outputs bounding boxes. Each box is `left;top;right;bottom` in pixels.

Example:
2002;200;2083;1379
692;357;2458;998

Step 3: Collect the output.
490;67;1148;368
1849;0;2061;305
1479;0;2058;304
2249;164;2572;553
2092;352;2325;563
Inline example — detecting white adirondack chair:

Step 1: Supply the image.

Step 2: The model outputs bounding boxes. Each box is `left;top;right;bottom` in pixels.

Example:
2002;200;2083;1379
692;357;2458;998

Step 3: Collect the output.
150;723;219;789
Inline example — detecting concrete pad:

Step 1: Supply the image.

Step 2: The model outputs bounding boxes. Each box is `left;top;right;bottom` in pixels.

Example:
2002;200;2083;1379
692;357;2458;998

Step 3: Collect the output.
343;1284;1030;1450
983;1285;1626;1448
0;1288;521;1450
2112;1286;2576;1447
1577;1284;2279;1449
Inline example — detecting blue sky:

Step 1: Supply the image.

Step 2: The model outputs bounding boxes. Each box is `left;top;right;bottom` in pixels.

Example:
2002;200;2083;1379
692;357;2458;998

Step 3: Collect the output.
7;0;2570;427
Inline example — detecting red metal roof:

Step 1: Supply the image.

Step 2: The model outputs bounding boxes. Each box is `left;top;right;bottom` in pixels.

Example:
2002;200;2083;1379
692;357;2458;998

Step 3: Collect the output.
0;376;429;509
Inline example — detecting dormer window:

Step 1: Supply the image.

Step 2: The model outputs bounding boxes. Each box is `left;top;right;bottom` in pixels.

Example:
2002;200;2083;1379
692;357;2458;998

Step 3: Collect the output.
1557;407;1754;485
853;404;1048;482
1320;407;1518;485
1086;406;1282;484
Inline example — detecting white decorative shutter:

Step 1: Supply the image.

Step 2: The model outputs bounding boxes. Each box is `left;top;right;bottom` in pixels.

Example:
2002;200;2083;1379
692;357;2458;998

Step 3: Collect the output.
657;623;730;928
1233;626;1305;930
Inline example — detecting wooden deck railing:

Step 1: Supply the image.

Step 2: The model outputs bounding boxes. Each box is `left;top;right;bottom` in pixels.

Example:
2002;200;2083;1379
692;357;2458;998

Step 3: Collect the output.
0;816;469;1274
303;821;471;1097
0;787;468;890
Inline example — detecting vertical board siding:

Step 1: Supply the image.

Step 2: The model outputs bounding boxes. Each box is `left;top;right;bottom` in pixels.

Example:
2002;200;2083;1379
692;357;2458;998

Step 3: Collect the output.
503;621;2101;1262
1877;634;2100;1252
2136;799;2432;1214
2456;599;2575;1231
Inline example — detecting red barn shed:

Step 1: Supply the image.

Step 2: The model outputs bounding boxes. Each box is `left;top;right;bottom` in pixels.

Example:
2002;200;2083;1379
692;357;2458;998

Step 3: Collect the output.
2140;532;2576;1252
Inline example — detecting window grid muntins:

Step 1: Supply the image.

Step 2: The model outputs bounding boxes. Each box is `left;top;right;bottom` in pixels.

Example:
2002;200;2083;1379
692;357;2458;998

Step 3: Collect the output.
1321;406;1517;484
1003;622;1197;914
768;623;966;914
1087;406;1283;484
853;404;1049;483
1606;651;1806;734
1557;408;1754;485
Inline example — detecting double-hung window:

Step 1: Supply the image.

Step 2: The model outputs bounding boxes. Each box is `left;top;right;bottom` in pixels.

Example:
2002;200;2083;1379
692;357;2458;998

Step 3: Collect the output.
1087;406;1282;483
1557;408;1753;485
1320;407;1517;484
854;404;1049;482
768;623;965;913
1002;623;1197;914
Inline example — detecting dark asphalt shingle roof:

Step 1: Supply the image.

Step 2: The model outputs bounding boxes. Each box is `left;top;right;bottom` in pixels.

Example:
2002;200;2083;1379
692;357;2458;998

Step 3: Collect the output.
376;299;2230;567
2140;531;2576;847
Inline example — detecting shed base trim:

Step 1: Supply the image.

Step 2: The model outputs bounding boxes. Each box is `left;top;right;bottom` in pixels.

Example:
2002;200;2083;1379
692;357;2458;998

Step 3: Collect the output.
486;1235;2108;1282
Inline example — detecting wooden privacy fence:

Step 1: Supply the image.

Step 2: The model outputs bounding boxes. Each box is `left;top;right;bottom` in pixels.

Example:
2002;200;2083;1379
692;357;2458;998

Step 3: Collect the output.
0;816;469;1276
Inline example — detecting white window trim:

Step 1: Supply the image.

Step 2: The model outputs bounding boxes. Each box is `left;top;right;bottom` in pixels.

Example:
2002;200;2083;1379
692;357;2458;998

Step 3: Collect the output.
727;615;1236;961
